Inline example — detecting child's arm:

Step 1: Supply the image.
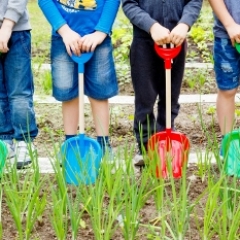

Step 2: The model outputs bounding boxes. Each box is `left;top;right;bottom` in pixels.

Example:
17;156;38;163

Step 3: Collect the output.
79;0;120;52
38;0;67;34
0;0;29;53
95;0;120;34
38;0;82;56
209;0;240;46
122;0;171;45
122;0;157;34
170;0;202;46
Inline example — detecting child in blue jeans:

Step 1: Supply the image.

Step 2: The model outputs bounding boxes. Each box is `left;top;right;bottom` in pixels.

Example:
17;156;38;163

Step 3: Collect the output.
38;0;120;158
209;0;240;155
0;0;38;169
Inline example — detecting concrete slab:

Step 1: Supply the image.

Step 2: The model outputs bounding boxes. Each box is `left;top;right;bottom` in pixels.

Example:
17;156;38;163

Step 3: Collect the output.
36;151;216;173
34;93;240;105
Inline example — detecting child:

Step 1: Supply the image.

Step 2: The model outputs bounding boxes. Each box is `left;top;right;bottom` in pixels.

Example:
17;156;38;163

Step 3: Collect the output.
122;0;202;166
38;0;120;158
208;0;240;155
0;0;38;168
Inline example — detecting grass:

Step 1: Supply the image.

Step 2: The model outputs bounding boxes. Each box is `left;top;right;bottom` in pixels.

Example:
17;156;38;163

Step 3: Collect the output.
1;132;240;239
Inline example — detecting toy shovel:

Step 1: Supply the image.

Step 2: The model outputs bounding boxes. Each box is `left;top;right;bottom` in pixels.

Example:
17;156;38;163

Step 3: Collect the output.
222;129;240;177
148;44;190;178
0;141;7;175
61;52;102;185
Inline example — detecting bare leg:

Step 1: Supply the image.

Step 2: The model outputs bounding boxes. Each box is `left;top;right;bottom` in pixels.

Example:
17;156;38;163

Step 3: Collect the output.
88;97;109;136
216;88;237;135
62;98;79;134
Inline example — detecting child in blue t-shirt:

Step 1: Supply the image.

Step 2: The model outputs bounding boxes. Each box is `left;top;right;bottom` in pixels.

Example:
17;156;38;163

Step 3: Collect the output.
208;0;240;155
38;0;120;158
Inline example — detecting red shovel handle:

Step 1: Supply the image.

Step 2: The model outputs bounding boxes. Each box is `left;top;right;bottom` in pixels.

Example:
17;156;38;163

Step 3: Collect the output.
154;44;182;69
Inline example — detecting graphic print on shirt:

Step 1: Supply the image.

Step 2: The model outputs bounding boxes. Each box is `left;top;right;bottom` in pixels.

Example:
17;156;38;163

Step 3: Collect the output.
57;0;97;10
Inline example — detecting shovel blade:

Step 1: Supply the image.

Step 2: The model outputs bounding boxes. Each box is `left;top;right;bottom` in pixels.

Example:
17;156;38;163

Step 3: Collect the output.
0;141;7;175
148;131;190;178
61;135;102;185
223;130;240;177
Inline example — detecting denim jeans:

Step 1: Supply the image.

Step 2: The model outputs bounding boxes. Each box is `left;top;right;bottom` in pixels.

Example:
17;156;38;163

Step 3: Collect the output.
51;35;118;101
213;37;240;90
0;31;38;141
130;37;187;150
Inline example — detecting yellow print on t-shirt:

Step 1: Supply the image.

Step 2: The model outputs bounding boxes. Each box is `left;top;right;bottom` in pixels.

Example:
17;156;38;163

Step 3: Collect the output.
57;0;97;10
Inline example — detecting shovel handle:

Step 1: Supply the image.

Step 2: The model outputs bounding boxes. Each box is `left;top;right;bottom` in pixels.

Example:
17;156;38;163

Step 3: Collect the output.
235;42;240;54
154;44;181;69
71;53;94;134
154;44;181;130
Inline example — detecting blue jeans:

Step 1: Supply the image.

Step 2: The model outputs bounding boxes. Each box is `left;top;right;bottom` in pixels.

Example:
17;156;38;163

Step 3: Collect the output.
51;35;118;101
0;31;38;141
213;37;240;90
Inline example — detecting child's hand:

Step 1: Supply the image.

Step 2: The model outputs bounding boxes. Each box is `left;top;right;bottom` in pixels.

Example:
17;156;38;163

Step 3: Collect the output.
58;24;82;56
225;23;240;46
150;23;170;45
0;28;11;53
170;23;189;46
0;19;14;53
79;31;107;52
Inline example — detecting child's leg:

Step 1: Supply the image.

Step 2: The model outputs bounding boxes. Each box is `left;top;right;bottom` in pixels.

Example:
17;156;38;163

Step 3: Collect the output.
213;37;240;135
89;97;111;154
62;98;79;134
84;37;118;154
88;97;109;136
51;35;79;138
130;37;161;153
4;31;38;142
217;88;237;134
0;55;14;142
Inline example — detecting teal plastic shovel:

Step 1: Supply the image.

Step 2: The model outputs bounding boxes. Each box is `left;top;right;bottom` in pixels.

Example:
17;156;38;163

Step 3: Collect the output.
61;53;102;185
222;130;240;177
0;140;7;175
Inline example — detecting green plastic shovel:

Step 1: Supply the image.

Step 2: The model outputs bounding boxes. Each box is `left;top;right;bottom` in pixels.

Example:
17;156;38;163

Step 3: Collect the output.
222;130;240;177
235;42;240;54
0;141;7;175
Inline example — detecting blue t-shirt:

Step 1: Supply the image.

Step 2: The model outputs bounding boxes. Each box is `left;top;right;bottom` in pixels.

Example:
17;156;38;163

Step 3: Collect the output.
38;0;120;36
213;0;240;38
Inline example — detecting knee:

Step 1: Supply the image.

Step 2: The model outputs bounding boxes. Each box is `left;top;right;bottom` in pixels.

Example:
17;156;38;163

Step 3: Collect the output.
218;88;237;99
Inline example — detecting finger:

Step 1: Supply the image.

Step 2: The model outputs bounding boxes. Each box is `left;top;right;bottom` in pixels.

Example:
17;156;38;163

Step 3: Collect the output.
236;36;240;43
73;43;81;56
90;42;97;52
66;45;72;56
2;42;9;52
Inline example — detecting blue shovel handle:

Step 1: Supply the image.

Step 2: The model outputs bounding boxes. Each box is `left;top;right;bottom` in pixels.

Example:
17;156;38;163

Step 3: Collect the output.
71;52;93;73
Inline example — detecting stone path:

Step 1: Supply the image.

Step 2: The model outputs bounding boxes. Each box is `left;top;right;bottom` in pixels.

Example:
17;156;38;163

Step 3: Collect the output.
37;151;217;173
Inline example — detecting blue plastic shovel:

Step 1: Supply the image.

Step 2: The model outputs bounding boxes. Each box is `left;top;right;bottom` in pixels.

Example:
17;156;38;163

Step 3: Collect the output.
61;52;102;185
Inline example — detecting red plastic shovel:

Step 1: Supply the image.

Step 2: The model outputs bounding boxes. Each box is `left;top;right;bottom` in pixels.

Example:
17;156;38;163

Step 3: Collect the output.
148;44;190;178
